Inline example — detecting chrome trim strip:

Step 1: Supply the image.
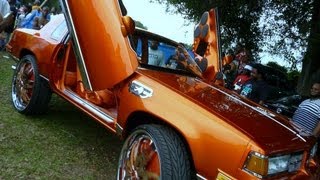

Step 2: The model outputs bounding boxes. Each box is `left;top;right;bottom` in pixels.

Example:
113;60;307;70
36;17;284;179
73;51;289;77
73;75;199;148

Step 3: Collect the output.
215;8;223;72
63;33;71;45
196;78;306;142
40;74;49;82
116;123;123;135
59;0;92;90
196;173;207;180
64;89;114;123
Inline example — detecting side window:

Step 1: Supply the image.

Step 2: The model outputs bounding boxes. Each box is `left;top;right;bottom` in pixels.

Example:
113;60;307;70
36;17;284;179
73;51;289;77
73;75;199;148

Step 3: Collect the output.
133;37;191;71
50;20;68;41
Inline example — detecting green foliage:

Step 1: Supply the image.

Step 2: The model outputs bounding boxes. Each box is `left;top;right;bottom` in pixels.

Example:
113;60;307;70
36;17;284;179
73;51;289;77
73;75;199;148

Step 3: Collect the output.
45;1;60;9
287;70;300;81
151;0;264;61
266;61;288;74
152;0;318;72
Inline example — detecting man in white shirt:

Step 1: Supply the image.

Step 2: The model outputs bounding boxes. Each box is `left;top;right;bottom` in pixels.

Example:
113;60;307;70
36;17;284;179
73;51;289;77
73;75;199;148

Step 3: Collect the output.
0;0;10;18
0;0;12;32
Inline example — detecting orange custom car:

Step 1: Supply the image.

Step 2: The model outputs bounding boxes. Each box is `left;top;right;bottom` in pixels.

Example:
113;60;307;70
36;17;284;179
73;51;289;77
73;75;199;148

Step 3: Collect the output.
6;0;320;179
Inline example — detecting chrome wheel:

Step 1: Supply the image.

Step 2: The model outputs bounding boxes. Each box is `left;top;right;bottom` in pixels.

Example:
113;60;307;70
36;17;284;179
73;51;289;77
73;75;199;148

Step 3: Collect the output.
117;124;194;180
12;60;35;111
11;55;52;115
118;129;160;179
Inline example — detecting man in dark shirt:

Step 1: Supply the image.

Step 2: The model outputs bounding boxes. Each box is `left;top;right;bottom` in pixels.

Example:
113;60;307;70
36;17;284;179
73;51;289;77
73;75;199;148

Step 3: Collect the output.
240;64;269;105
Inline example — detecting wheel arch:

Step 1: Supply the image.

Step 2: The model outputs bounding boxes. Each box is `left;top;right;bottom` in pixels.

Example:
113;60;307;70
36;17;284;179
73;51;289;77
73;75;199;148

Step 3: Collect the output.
123;111;196;172
19;48;36;60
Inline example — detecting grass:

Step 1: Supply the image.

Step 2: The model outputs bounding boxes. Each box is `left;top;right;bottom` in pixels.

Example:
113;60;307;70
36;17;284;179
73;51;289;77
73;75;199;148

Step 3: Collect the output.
0;52;123;179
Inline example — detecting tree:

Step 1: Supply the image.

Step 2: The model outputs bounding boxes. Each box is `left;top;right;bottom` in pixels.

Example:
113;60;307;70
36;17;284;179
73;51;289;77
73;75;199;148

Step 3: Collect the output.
263;0;320;95
297;0;320;95
153;0;320;95
266;61;287;74
152;0;264;61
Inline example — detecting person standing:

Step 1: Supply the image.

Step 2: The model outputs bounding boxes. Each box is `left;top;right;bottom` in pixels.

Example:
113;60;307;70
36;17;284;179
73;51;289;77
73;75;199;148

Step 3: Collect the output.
292;82;320;136
0;0;10;18
20;4;37;29
4;0;17;45
15;5;27;28
0;0;11;49
240;64;270;105
223;45;251;88
233;64;253;93
38;6;50;28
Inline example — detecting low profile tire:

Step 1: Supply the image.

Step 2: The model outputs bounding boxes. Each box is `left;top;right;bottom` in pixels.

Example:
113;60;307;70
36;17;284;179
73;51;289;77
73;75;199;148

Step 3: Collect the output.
117;124;194;180
11;55;52;115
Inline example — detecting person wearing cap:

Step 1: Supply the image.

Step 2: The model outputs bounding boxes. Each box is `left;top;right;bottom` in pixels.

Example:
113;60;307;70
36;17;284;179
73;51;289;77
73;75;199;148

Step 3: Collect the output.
240;64;270;105
227;46;251;76
222;46;251;89
232;64;253;93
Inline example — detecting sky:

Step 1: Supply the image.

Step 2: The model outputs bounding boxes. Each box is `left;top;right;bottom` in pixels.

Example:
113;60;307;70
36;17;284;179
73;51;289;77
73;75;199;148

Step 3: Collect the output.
122;0;195;44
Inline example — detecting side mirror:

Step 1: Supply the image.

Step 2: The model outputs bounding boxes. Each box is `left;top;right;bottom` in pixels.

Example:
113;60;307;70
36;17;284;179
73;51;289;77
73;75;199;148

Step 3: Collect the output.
121;16;135;37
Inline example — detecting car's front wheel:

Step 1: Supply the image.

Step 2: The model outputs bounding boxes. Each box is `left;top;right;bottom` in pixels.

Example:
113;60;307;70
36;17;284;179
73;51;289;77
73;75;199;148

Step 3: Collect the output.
12;55;52;115
117;124;194;180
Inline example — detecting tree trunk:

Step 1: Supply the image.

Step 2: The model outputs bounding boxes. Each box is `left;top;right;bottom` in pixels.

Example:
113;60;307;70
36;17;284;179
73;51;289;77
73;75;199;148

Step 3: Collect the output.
297;0;320;96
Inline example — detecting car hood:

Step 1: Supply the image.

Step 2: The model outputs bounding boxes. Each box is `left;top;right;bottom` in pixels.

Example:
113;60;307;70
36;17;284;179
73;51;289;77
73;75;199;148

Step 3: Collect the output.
138;69;313;151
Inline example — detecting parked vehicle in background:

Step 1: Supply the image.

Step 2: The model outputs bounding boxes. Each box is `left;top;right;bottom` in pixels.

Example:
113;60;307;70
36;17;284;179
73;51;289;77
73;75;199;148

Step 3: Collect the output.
256;65;303;118
265;94;304;118
6;0;320;179
254;63;295;100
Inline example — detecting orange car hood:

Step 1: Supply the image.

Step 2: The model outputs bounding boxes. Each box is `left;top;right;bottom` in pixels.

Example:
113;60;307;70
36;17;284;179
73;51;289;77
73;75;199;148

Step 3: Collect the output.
139;69;311;150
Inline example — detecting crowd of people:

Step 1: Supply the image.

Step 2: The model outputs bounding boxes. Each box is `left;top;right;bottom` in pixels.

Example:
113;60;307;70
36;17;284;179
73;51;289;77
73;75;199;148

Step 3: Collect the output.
221;45;271;105
222;45;320;138
0;0;59;49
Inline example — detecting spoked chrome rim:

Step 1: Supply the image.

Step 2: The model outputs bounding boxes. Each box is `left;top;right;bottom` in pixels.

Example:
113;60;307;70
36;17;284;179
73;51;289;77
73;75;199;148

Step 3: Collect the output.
12;61;35;111
118;131;160;179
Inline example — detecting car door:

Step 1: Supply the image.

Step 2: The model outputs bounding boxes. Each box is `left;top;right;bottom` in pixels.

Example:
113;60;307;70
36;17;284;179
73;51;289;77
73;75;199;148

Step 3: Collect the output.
59;0;138;91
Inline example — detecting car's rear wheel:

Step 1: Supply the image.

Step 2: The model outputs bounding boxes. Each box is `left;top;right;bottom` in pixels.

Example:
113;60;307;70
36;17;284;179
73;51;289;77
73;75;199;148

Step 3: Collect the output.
12;55;52;115
117;124;194;180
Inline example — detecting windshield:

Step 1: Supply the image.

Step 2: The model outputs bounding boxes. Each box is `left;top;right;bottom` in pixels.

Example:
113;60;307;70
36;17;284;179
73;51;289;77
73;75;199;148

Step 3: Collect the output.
130;28;203;77
121;0;204;77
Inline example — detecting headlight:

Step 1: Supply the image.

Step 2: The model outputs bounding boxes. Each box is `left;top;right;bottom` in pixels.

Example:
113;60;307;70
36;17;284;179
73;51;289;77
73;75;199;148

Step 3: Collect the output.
268;155;290;174
243;151;303;178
